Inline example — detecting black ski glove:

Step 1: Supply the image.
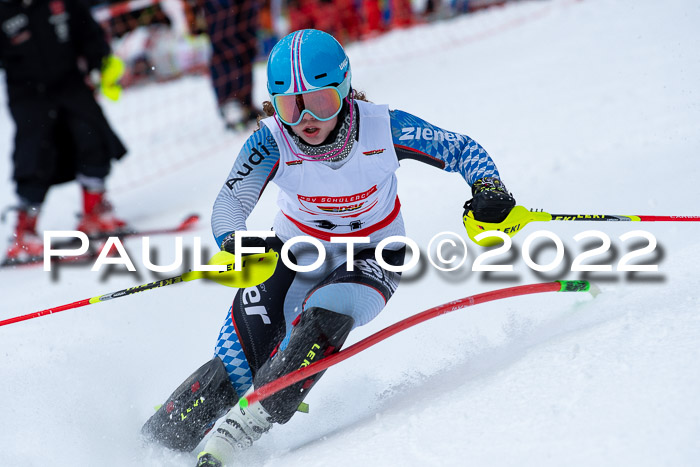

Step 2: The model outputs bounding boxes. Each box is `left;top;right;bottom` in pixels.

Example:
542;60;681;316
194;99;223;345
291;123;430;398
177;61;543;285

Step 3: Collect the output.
220;233;268;255
464;177;516;223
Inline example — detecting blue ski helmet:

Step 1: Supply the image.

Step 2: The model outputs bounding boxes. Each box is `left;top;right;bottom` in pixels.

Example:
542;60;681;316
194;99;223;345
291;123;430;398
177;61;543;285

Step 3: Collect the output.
266;29;352;99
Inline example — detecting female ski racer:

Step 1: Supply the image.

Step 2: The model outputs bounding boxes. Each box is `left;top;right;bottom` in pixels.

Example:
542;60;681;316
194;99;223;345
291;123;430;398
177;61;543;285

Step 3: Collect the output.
142;29;516;466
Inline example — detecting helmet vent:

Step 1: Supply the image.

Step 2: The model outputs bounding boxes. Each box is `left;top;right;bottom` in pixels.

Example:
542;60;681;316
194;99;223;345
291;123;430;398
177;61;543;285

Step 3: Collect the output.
314;73;327;79
275;81;285;85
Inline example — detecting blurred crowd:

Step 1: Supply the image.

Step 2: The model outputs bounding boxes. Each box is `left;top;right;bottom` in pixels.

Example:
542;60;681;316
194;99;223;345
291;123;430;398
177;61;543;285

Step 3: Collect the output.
91;0;514;80
89;0;513;125
93;0;508;44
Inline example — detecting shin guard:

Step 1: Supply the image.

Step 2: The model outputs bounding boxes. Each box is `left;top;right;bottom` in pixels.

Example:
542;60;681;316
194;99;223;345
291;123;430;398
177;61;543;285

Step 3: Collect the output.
141;357;239;452
253;307;354;424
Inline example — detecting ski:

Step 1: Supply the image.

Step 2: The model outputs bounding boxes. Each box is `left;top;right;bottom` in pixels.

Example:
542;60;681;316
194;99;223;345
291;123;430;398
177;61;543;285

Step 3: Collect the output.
88;213;200;240
1;214;200;268
1;240;107;268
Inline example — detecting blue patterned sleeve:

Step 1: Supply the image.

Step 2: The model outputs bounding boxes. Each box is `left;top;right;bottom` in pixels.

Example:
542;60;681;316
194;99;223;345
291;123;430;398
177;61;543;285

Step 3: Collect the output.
390;109;501;186
211;125;280;246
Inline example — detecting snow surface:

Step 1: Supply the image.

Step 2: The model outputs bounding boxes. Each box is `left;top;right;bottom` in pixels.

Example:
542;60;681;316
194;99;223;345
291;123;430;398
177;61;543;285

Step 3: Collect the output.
1;0;700;465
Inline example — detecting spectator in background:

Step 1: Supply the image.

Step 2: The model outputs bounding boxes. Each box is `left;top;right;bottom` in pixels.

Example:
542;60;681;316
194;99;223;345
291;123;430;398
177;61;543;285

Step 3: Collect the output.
201;0;261;129
161;0;191;37
286;0;415;41
287;0;361;43
0;0;128;265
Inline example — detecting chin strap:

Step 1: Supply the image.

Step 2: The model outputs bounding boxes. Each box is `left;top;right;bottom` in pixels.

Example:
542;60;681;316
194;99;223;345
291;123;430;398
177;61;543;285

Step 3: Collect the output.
274;96;355;162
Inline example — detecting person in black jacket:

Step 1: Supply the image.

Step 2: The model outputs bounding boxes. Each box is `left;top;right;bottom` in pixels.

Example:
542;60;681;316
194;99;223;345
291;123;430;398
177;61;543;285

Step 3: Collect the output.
0;0;127;264
201;0;261;129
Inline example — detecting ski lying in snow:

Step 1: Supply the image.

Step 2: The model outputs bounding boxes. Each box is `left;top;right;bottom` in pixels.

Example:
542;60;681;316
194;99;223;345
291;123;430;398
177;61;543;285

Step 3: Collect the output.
87;213;201;241
2;240;108;268
1;214;200;268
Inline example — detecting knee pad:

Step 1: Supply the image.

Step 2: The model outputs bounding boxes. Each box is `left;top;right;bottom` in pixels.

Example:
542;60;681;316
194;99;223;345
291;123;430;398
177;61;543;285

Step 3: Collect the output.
141;357;239;452
253;307;354;424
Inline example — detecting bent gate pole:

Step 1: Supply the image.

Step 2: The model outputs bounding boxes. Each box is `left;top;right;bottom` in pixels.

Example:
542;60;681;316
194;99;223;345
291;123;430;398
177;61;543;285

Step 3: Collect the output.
240;280;594;408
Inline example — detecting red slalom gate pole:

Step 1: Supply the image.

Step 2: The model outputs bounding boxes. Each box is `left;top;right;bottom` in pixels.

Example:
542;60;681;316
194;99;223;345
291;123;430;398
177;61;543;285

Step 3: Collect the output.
240;280;595;408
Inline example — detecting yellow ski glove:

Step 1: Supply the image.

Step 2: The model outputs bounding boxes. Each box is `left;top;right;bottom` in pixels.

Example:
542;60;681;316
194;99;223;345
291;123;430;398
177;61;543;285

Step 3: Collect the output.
100;54;125;101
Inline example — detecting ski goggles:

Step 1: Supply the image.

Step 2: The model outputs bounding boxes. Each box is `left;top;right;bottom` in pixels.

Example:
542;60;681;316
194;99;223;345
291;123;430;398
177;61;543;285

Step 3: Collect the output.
271;87;344;126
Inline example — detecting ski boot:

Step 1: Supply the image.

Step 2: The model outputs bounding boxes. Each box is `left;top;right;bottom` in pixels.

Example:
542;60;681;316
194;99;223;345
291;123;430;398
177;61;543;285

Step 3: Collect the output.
194;307;353;465
141;358;240;452
3;206;43;265
196;453;223;467
76;188;128;237
196;398;272;466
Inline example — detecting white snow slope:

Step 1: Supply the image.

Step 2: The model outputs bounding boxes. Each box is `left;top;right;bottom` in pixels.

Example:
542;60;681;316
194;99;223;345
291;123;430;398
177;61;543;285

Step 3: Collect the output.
1;0;699;466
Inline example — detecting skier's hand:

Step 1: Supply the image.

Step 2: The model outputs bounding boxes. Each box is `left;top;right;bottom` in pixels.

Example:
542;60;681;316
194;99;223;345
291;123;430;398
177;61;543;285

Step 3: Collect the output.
220;233;268;256
464;177;516;223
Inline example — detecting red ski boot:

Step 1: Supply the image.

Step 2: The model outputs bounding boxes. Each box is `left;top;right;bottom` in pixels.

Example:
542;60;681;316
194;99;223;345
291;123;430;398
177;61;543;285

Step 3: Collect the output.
4;207;43;265
76;189;129;237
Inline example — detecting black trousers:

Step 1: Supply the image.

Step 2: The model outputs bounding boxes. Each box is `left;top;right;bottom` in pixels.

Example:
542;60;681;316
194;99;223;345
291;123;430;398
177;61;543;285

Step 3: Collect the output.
201;0;259;108
9;81;126;204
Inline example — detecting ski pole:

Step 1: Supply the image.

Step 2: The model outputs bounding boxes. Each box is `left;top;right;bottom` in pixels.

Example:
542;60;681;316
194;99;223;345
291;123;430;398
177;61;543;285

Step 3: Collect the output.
539;212;700;222
0;251;278;328
239;279;596;408
463;206;700;246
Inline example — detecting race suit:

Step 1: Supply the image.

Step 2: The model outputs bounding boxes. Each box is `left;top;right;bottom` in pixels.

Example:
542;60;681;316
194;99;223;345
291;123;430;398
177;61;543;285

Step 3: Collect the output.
210;100;504;395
